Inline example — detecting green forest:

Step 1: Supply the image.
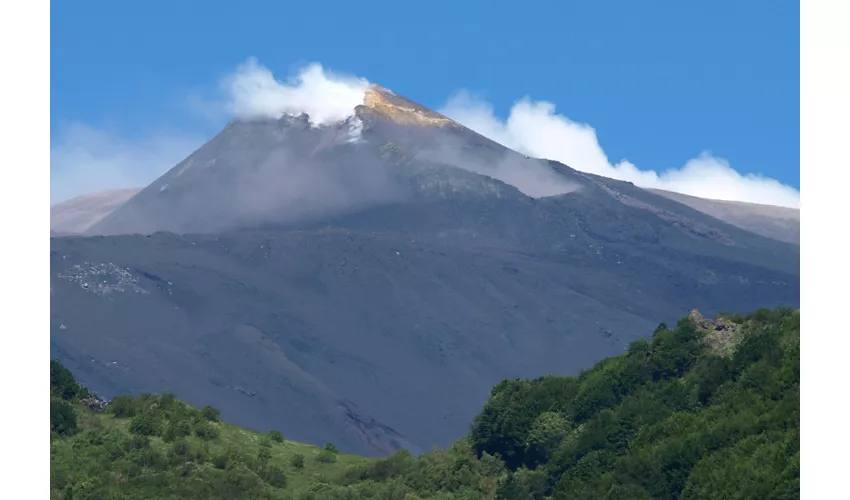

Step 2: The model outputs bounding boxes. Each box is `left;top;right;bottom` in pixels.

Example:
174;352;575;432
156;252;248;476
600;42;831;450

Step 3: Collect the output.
50;307;799;499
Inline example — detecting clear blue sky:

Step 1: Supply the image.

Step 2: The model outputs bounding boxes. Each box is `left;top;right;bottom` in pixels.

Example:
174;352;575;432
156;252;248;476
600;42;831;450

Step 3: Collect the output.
51;0;800;189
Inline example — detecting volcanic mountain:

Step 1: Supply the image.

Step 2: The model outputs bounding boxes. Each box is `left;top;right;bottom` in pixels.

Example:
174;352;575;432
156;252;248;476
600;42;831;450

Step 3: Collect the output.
50;85;800;456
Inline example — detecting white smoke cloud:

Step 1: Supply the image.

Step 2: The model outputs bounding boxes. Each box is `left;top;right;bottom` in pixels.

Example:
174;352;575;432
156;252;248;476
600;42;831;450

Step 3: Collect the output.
413;137;581;198
50;123;203;204
224;58;370;126
439;92;801;209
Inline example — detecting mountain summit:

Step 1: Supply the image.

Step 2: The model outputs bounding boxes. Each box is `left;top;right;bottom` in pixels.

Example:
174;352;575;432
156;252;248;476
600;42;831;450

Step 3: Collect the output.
88;85;575;236
52;85;799;457
361;84;456;127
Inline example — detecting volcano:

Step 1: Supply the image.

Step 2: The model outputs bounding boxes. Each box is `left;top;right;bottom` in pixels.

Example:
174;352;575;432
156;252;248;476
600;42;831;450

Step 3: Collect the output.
88;85;591;237
50;85;799;456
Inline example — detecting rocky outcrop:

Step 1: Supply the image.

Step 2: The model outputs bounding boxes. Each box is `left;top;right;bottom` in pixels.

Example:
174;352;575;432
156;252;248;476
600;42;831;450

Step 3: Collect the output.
80;396;109;413
689;309;742;355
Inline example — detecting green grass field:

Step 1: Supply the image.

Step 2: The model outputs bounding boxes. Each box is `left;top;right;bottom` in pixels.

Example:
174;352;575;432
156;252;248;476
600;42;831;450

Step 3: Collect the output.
50;393;374;499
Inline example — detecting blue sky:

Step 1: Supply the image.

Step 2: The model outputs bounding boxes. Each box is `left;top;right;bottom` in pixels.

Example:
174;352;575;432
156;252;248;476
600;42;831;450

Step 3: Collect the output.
50;0;799;205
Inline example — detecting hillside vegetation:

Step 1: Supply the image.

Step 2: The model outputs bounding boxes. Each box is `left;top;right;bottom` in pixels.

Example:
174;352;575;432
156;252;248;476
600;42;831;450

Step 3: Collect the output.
50;307;799;499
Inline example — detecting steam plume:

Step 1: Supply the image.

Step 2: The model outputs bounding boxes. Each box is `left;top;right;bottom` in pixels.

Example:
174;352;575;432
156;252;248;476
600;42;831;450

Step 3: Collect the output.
225;58;370;126
439;92;800;208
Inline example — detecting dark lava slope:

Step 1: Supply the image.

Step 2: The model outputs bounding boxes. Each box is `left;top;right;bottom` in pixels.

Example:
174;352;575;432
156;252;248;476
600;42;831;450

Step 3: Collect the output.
51;86;799;457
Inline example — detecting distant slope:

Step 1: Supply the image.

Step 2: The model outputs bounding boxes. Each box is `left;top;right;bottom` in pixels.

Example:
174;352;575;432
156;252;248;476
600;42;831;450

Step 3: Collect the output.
55;183;800;244
648;188;800;244
51;188;142;235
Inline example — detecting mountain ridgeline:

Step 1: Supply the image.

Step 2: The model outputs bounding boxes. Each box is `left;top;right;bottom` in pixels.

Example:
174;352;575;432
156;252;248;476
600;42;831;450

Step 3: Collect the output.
50;85;799;457
51;307;800;499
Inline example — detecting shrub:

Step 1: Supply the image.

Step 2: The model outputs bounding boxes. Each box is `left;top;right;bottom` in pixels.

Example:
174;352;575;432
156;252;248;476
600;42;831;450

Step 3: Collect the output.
257;441;272;465
201;405;221;422
158;393;177;408
124;435;151;451
291;453;305;469
194;421;220;441
525;411;572;467
129;413;157;436
496;467;548;500
324;442;339;454
50;360;91;400
110;395;139;418
261;465;287;489
163;425;178;442
213;454;230;470
162;418;192;442
169;440;191;458
192;444;209;464
316;450;337;463
267;429;284;443
50;398;77;435
213;463;262;497
131;447;166;470
362;450;415;482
